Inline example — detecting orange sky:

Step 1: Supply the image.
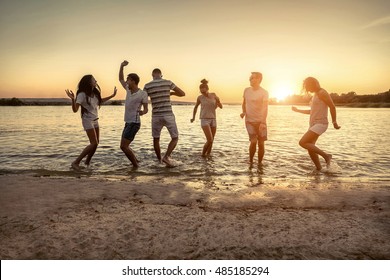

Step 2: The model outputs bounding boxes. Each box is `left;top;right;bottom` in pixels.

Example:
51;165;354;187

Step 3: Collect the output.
0;0;389;103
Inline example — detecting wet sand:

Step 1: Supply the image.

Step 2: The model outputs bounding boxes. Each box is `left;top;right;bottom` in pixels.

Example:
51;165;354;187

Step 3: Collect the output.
0;174;389;259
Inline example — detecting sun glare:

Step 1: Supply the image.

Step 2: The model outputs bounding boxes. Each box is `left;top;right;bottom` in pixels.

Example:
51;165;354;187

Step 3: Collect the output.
271;84;293;102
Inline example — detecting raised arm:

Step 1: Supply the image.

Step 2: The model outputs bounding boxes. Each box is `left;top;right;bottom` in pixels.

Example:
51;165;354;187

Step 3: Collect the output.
317;90;341;129
65;89;80;113
119;60;129;89
190;97;201;123
170;86;186;97
101;87;117;103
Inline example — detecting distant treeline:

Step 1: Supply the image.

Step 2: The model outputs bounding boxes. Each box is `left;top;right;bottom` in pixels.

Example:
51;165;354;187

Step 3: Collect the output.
276;90;390;108
1;90;390;107
0;97;25;106
0;98;123;106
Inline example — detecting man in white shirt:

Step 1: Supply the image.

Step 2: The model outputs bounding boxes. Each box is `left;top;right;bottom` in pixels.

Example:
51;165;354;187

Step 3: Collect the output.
119;60;148;168
240;72;269;165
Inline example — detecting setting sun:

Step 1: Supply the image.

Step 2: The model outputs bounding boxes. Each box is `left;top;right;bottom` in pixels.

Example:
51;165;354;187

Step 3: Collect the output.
270;84;294;102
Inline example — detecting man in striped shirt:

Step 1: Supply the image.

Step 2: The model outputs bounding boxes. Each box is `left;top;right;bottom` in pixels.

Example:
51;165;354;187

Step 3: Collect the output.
143;68;185;167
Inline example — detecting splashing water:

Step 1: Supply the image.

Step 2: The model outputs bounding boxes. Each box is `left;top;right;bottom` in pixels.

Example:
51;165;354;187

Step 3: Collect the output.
0;105;389;188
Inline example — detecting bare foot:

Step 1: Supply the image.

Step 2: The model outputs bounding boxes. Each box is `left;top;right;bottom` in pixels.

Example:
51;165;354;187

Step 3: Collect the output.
162;156;175;168
309;168;322;175
71;162;81;171
325;154;332;167
202;153;212;159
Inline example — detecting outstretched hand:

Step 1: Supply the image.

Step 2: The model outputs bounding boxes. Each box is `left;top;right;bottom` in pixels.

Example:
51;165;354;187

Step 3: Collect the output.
291;106;298;112
65;89;75;100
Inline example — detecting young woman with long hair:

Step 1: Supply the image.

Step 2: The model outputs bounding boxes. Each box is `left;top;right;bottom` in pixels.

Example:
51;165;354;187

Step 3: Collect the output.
65;75;116;170
292;77;341;171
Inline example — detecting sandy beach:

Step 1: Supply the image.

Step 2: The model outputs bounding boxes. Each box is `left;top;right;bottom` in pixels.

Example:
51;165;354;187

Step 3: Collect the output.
0;174;389;260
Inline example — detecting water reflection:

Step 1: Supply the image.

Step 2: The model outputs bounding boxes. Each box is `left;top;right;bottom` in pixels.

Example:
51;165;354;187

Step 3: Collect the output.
245;164;264;188
200;158;219;191
0;105;389;186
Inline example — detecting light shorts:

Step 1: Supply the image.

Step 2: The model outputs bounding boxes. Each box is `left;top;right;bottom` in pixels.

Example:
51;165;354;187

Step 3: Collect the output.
245;122;267;141
200;118;217;127
82;118;99;131
309;123;328;136
152;115;179;139
122;122;140;142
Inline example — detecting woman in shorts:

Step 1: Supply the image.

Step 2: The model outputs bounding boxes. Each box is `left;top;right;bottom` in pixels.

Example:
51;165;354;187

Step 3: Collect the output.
65;74;116;170
292;77;341;171
190;79;223;157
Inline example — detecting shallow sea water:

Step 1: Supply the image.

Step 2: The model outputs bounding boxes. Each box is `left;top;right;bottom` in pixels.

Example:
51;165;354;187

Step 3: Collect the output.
0;105;389;189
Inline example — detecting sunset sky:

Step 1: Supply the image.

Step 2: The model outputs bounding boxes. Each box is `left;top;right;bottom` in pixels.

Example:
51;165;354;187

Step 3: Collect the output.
0;0;389;102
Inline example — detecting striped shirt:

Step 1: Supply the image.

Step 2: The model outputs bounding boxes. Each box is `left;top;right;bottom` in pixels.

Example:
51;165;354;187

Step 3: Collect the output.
143;78;176;117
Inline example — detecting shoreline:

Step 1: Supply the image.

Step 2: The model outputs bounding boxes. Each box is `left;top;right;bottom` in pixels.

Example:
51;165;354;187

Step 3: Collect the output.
0;174;389;259
1;98;390;107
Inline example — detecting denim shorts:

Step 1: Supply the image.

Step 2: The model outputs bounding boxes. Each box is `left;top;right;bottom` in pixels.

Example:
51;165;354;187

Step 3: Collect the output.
122;122;141;141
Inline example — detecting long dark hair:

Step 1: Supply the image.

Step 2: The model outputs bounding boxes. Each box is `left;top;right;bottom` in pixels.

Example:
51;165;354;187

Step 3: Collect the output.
76;75;102;117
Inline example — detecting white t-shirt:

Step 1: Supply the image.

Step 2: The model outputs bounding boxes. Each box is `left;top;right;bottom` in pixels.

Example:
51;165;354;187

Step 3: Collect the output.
243;86;269;123
75;92;99;120
124;87;148;123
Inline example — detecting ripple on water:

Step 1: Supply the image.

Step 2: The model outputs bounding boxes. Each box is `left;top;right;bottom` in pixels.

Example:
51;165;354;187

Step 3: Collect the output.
0;105;389;187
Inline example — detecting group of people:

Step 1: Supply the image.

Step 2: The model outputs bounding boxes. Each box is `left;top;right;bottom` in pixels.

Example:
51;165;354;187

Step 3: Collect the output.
65;61;341;172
